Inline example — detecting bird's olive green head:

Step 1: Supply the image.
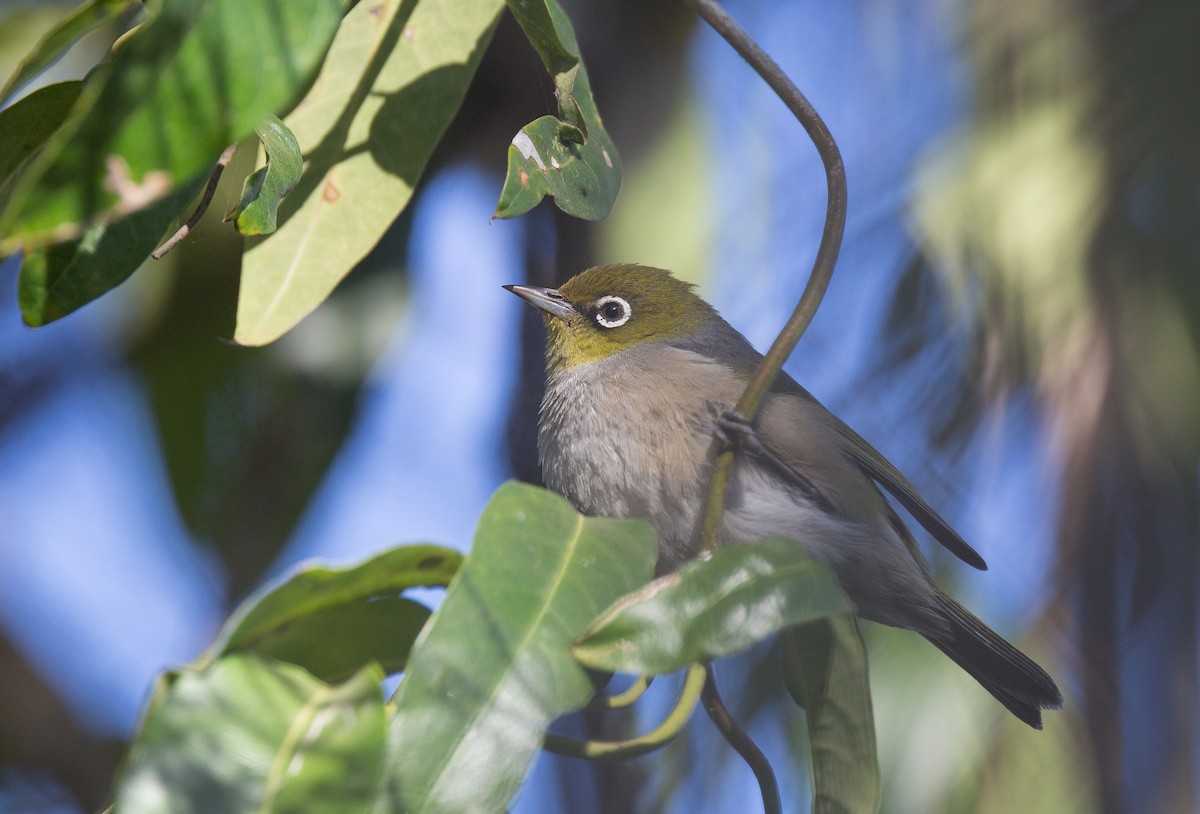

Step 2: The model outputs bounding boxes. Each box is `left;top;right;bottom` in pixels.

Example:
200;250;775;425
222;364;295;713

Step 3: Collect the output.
504;264;717;370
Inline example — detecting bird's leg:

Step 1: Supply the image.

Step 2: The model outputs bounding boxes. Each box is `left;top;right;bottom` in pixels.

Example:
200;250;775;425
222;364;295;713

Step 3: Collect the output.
716;410;830;509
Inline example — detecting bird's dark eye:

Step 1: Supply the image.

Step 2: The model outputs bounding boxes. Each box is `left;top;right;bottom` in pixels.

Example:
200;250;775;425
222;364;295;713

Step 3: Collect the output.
594;295;632;328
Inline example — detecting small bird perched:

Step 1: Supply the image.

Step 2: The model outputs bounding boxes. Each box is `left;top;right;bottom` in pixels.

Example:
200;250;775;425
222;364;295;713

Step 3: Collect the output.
505;263;1062;728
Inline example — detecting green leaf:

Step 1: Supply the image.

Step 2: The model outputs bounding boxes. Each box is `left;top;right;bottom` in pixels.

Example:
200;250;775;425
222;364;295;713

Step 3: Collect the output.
0;0;138;105
493;0;621;221
207;544;462;683
17;176;202;325
229;116;304;236
505;0;579;76
0;5;91;100
573;538;852;675
0;0;343;250
234;0;505;346
494;113;620;221
782;617;880;814
0;81;82;188
0;81;81;223
386;481;657;813
113;655;387;814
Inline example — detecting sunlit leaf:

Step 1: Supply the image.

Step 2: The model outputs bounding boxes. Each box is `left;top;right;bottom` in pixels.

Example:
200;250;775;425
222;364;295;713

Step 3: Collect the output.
385;481;657;813
207;544;462;683
113;655;386;814
494;0;620;221
0;0;137;105
0;0;343;250
229;116;304;236
234;0;506;346
783;617;880;814
573;538;851;675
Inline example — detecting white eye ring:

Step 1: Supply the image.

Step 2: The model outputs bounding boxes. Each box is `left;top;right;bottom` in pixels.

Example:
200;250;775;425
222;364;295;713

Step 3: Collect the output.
594;295;632;328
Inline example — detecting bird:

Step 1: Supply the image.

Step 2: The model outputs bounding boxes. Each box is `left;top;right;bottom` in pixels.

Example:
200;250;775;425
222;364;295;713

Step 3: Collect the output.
505;262;1063;728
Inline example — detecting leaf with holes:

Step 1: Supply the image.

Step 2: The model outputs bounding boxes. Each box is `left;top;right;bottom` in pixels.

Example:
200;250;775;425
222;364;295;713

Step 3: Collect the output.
494;0;620;220
495;113;620;221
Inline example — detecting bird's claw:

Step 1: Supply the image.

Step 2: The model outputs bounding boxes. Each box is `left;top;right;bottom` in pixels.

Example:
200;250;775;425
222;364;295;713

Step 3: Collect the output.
715;410;765;455
716;409;829;509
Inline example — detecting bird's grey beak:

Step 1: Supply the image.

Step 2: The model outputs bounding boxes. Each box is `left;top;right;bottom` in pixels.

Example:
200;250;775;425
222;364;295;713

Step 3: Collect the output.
503;284;577;321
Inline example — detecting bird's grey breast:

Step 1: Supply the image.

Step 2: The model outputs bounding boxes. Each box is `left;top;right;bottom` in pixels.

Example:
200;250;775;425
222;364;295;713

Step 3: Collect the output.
538;344;740;558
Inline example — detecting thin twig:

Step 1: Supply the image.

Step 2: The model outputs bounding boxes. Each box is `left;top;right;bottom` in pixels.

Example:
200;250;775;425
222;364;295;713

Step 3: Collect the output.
586;673;654;710
701;665;782;814
151;143;237;259
544;663;706;760
686;0;847;554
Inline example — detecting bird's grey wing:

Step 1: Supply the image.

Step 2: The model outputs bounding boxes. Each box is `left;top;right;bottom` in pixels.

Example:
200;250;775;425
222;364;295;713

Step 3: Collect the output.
831;415;988;570
770;377;988;571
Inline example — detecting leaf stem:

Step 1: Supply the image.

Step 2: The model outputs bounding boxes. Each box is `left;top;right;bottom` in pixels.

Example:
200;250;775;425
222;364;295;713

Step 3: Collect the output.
685;0;847;555
586;673;653;710
543;663;706;760
701;665;782;814
151;143;237;260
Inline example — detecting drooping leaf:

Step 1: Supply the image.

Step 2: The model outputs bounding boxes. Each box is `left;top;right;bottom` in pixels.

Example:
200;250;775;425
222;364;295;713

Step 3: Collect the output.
0;81;81;188
0;0;343;251
493;0;621;221
228;116;304;236
573;538;852;675
783;616;880;814
505;0;578;76
17;177;202;325
113;655;387;814
0;0;138;105
234;0;506;346
385;481;657;813
206;544;462;683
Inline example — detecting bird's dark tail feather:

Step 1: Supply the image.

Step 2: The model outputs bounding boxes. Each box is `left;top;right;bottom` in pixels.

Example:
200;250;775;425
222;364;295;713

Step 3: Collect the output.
926;592;1063;729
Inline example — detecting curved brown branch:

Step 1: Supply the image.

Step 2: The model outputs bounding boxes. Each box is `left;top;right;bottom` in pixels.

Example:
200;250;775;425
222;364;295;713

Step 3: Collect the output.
685;0;848;554
701;665;782;814
151;143;237;260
